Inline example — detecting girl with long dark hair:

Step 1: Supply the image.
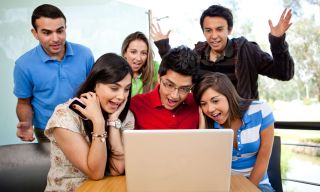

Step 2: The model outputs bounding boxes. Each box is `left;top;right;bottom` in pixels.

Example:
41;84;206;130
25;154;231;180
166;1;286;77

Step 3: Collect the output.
44;53;134;191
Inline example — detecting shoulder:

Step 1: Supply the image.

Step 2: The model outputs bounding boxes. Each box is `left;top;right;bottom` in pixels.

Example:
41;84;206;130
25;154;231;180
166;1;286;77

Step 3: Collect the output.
67;42;93;55
193;41;208;54
232;36;253;48
15;46;38;65
248;100;273;117
185;93;197;107
131;92;149;102
130;91;154;112
45;100;83;140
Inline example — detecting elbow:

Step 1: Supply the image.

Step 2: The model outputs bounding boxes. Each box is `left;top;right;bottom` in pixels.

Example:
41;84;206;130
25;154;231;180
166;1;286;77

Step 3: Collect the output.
87;171;105;181
282;71;294;81
88;174;104;181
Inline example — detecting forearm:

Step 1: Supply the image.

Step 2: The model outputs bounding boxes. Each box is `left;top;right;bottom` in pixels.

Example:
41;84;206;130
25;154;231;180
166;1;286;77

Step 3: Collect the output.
268;33;294;80
87;121;107;179
16;100;33;123
154;38;171;58
249;126;274;186
108;127;125;175
249;148;271;185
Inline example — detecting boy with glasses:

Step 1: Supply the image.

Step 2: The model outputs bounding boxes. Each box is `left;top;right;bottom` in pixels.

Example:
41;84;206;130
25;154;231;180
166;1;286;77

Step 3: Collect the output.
130;46;199;129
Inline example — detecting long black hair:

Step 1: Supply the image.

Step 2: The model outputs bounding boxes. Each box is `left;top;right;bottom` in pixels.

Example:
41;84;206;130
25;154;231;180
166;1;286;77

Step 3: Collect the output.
76;53;133;175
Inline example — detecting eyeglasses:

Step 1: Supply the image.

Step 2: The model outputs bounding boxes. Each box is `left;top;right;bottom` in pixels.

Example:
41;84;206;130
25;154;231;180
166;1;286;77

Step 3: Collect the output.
160;79;193;95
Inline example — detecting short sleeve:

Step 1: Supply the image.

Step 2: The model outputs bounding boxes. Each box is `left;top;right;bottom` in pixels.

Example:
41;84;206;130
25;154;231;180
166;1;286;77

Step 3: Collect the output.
45;101;84;141
13;63;33;98
260;102;275;131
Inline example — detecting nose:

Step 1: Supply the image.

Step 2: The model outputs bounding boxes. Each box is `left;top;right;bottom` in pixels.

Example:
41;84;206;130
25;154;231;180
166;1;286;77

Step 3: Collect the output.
52;32;59;42
116;89;126;101
136;54;143;61
207;103;216;113
210;31;217;39
170;88;180;99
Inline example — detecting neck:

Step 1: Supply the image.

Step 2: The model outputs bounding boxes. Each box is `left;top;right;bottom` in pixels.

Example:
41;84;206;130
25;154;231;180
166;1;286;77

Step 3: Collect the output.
209;50;222;62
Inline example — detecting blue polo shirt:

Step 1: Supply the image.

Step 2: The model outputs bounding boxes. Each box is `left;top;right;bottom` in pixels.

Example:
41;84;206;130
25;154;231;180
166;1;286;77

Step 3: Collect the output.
214;101;274;186
14;41;94;129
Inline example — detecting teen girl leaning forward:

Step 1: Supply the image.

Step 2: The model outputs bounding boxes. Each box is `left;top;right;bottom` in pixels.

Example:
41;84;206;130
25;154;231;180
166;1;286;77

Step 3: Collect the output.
193;72;275;192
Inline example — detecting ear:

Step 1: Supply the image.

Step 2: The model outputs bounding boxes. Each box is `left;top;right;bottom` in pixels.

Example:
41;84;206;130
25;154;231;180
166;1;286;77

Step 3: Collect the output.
31;28;39;40
228;27;233;35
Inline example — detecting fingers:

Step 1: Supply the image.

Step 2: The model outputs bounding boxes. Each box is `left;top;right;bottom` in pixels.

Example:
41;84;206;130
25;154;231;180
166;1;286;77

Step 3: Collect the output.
279;8;287;21
268;19;273;28
280;8;292;24
16;131;35;142
166;30;171;36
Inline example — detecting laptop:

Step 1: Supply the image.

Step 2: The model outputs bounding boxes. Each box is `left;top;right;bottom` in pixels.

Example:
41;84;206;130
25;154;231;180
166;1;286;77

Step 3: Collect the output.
123;129;234;192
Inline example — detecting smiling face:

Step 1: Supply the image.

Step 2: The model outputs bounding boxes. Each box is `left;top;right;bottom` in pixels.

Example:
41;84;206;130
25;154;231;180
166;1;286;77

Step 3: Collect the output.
158;69;193;110
123;39;148;78
200;87;230;126
31;17;66;60
94;73;132;114
202;16;231;55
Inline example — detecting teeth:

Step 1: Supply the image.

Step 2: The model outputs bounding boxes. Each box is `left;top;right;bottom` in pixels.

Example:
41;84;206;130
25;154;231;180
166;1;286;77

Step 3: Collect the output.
212;113;219;117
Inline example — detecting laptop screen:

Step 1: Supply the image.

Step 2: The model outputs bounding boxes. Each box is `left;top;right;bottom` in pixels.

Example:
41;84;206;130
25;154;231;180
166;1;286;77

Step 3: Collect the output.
123;129;234;192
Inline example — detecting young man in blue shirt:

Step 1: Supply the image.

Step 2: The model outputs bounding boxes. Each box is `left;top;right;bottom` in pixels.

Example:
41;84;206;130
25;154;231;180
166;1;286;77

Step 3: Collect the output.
13;4;94;142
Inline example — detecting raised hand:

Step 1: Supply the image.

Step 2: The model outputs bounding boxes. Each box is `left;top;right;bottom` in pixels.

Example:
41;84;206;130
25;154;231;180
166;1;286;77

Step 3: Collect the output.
16;121;35;142
73;92;104;125
268;8;292;37
150;22;171;41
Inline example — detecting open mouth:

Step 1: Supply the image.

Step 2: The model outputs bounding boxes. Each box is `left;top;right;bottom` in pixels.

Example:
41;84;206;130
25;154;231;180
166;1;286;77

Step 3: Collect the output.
211;112;221;121
167;98;178;107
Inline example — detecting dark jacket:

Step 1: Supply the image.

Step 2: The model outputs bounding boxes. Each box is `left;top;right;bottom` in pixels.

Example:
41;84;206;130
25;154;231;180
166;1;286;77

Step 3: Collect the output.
155;34;294;99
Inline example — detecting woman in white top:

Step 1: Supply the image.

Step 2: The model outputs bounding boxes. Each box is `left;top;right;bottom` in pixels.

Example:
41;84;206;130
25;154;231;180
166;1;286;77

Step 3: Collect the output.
44;53;134;191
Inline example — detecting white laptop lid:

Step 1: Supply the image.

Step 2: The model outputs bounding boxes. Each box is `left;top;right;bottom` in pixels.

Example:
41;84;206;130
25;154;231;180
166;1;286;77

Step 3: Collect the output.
123;129;234;192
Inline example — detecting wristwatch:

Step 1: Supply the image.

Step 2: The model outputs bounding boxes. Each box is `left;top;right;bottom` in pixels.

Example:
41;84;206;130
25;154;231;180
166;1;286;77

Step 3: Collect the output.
107;119;122;129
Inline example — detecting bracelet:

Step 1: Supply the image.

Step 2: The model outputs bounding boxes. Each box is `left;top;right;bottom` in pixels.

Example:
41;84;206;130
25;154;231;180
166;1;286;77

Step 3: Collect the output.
91;132;108;142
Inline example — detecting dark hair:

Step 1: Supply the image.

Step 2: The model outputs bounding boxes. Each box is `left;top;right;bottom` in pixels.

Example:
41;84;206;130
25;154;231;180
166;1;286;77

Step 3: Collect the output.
32;4;66;30
158;45;198;83
76;53;133;175
121;31;155;93
200;5;233;31
193;72;251;128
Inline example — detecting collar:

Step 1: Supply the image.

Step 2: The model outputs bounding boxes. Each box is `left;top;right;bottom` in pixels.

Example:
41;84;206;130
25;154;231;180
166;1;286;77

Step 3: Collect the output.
133;73;142;80
150;84;192;109
213;111;251;129
205;38;234;61
37;41;73;63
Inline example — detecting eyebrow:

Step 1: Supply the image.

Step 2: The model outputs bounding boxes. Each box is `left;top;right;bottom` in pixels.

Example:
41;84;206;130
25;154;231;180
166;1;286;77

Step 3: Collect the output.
164;79;192;87
40;26;65;32
113;82;132;87
210;95;220;100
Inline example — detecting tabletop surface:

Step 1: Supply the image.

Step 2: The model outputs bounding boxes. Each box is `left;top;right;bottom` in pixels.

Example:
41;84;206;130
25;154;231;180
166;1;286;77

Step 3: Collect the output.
76;175;260;192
